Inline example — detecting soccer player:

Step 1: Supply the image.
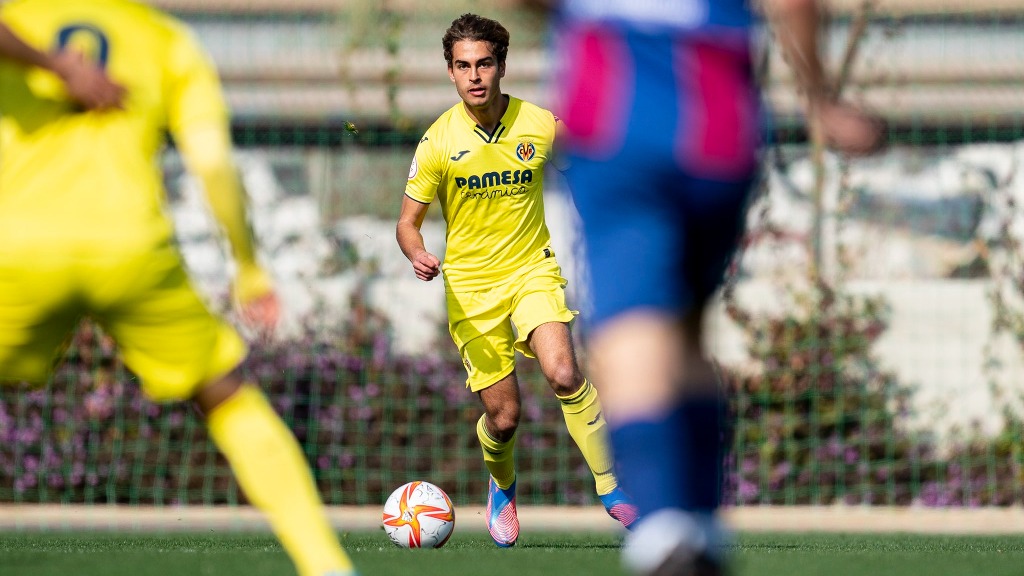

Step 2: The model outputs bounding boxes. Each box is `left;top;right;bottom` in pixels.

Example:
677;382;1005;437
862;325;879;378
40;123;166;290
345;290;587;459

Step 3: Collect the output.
545;0;884;574
0;2;357;575
396;12;638;547
0;19;123;110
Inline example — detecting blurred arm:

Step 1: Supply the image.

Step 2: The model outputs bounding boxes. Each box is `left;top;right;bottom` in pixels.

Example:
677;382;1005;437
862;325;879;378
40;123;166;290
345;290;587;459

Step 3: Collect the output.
177;127;270;297
757;0;885;155
758;0;831;101
168;29;278;328
0;21;49;68
0;21;124;109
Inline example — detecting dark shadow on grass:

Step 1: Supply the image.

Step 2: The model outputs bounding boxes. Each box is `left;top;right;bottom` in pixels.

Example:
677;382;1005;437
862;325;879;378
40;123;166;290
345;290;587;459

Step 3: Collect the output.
518;542;621;550
734;544;804;550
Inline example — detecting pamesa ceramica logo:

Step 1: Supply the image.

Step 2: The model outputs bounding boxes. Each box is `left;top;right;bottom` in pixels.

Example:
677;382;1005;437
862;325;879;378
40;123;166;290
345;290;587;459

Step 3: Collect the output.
516;140;536;162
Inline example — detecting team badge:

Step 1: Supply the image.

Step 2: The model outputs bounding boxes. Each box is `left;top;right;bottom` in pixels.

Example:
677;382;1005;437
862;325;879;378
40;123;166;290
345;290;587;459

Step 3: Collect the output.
516;141;536;162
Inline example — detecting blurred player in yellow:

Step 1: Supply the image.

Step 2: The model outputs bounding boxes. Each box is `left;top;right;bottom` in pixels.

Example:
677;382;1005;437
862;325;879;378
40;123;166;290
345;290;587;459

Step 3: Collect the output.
0;2;357;575
396;13;637;547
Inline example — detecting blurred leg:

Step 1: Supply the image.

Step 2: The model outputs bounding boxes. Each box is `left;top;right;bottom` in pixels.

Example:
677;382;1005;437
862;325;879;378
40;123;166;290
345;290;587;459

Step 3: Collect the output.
96;247;357;576
198;374;356;576
592;310;727;574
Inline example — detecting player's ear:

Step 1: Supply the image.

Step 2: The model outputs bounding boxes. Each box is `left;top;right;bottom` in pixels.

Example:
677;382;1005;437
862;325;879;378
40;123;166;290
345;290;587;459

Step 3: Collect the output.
448;65;456;83
499;61;506;77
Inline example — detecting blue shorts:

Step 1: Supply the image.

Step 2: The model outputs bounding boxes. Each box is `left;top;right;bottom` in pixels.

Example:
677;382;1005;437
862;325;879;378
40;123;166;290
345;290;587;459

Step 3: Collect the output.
556;23;760;327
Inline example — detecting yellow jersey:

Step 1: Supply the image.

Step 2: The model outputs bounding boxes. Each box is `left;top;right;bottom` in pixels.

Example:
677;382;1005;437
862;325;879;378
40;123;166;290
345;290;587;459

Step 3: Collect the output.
0;0;229;254
405;96;557;291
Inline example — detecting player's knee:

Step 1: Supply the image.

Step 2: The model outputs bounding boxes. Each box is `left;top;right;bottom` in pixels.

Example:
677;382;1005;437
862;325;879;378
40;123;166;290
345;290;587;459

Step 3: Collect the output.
486;407;520;441
193;370;245;415
545;363;582;396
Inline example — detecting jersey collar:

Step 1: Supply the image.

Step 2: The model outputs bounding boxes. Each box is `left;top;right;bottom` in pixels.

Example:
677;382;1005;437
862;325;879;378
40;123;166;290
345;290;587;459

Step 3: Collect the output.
458;96;522;144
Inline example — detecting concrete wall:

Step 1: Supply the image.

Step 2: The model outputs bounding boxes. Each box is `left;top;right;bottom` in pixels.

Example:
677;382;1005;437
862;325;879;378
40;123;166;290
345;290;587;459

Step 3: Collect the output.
135;1;1024;127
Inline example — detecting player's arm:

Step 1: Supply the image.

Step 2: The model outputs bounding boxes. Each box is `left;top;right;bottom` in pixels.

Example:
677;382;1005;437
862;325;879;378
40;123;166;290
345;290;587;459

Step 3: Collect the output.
0;21;124;110
396;195;441;282
168;29;278;330
757;0;884;155
549;112;569;172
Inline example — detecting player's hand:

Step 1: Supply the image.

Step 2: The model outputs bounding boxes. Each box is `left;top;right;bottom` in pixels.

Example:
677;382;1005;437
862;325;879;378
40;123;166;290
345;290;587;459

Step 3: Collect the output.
412;250;441;282
50;50;126;111
811;99;886;157
239;291;281;337
233;264;279;337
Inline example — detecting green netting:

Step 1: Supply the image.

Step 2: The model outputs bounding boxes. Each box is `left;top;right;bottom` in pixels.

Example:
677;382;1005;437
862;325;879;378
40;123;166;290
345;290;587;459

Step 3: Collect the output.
3;1;1024;512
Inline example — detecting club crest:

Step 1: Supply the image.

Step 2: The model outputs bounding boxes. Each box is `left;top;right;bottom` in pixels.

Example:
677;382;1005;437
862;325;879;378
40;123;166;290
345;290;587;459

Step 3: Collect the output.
516;141;536;162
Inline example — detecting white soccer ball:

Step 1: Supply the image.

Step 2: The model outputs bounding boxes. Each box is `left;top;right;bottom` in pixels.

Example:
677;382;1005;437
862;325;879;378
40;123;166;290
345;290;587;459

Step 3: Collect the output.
382;481;456;549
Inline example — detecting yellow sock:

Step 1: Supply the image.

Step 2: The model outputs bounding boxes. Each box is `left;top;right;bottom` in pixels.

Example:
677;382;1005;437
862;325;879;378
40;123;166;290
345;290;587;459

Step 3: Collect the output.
558;379;618;495
206;385;354;576
476;414;517;489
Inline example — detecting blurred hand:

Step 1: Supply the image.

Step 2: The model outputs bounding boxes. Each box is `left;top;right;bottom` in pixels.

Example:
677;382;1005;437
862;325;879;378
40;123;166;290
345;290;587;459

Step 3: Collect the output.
412;250;441;282
51;50;126;111
239;291;281;338
811;99;886;157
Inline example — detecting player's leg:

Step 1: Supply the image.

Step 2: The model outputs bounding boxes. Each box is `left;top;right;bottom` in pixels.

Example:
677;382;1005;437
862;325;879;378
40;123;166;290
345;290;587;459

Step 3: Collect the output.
94;245;355;576
475;372;520;484
560;20;757;574
574;170;750;574
513;265;638;529
0;251;80;384
590;306;728;567
195;374;356;576
448;287;523;546
476;372;521;547
528;321;638;522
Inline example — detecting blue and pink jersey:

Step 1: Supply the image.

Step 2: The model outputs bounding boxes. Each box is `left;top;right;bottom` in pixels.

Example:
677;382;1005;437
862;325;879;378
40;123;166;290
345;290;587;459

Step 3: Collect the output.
554;0;760;325
560;0;752;32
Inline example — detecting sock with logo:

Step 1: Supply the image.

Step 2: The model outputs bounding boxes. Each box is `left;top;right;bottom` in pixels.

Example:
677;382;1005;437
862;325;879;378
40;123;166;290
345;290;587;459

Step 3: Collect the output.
558;379;618;495
206;385;355;576
609;394;725;517
477;414;517;489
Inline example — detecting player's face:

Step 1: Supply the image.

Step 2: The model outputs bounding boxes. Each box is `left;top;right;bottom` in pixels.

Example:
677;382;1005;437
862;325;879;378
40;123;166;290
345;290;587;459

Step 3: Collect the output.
448;40;505;111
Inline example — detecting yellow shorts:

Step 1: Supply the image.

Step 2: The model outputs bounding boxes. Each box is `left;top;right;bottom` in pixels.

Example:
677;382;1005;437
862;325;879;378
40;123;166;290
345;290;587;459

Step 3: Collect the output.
0;243;246;402
446;257;577;392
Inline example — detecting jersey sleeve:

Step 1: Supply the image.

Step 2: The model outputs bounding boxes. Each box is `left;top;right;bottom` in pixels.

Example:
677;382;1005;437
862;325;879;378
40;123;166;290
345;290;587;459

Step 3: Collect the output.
404;130;444;204
163;22;271;302
164;24;228;138
549;112;570;171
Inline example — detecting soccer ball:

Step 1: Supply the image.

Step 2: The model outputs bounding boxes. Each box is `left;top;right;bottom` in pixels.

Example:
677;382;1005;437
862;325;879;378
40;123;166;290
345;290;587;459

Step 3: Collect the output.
382;481;456;549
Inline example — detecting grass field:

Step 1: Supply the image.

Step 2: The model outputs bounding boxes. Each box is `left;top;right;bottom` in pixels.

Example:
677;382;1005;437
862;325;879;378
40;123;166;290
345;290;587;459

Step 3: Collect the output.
4;530;1024;576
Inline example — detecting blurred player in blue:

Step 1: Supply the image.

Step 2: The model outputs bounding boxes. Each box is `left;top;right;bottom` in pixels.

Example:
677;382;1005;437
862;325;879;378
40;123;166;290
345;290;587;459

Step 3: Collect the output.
534;0;885;573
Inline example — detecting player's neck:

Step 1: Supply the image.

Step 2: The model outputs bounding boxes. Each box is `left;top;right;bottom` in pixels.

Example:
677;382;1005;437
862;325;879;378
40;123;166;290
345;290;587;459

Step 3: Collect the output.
462;94;509;134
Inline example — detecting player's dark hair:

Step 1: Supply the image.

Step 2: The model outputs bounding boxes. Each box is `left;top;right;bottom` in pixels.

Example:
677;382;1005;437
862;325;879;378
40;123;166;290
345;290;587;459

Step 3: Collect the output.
442;13;510;67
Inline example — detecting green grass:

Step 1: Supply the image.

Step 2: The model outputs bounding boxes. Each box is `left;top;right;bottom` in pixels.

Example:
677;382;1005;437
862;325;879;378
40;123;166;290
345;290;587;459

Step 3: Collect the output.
4;531;1024;576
